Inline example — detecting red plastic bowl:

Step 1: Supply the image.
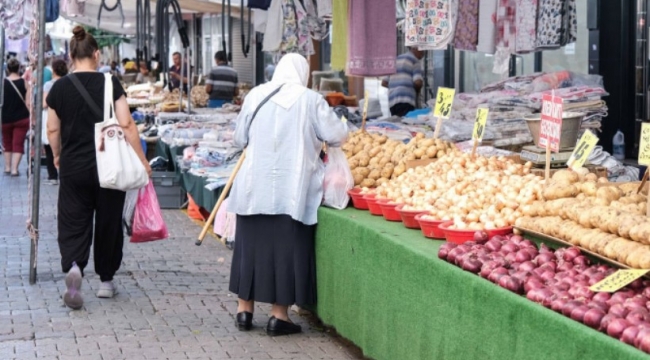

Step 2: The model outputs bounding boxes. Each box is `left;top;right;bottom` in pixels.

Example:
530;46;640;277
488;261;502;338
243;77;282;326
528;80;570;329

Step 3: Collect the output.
439;221;513;245
377;200;402;222
396;205;427;229
347;188;369;210
363;194;383;216
415;214;446;239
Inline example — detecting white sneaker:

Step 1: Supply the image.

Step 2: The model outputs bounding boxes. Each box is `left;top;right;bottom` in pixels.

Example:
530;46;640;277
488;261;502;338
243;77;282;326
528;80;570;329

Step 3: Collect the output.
96;281;117;298
63;264;83;310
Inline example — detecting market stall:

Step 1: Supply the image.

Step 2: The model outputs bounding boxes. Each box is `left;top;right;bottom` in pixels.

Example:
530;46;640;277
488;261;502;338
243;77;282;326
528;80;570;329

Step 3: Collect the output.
313;207;648;360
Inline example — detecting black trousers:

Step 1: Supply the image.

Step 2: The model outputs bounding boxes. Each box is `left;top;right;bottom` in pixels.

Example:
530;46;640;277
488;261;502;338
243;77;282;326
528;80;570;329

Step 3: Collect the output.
43;145;58;180
390;103;416;117
58;168;126;282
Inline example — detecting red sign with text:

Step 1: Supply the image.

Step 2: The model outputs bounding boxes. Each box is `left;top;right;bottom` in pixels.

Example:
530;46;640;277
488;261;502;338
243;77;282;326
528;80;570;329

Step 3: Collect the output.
538;94;564;153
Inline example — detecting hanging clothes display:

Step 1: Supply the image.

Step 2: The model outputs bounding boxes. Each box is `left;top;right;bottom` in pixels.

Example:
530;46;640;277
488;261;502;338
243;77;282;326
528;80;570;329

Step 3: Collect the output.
248;0;272;10
536;0;570;49
1;0;29;40
61;0;85;17
263;0;316;62
317;0;332;17
567;0;577;43
515;0;538;53
476;0;498;54
347;0;396;77
453;0;479;51
262;0;284;52
493;0;517;75
330;0;348;71
405;0;458;50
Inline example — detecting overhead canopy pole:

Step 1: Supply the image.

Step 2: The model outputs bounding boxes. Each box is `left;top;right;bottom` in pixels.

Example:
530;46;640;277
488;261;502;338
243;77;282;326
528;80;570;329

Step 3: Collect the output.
30;0;47;285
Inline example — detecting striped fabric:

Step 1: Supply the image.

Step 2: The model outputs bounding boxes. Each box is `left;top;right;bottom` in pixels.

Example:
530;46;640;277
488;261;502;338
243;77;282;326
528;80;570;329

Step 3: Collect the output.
383;52;423;108
207;65;238;101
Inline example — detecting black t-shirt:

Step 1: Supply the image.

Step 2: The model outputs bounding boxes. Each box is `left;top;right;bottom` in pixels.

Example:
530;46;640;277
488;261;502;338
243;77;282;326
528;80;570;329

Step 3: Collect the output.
46;72;126;177
2;78;30;123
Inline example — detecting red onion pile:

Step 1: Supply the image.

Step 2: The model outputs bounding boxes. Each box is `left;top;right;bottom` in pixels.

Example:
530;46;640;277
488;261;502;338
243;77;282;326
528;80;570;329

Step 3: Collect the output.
438;232;650;354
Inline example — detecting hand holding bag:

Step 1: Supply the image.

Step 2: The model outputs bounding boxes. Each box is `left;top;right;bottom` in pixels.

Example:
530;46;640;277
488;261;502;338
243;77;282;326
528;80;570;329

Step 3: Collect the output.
94;74;148;191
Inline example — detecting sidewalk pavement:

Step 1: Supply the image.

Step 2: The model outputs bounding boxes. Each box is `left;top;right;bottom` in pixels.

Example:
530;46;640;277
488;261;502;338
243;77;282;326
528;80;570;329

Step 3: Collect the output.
0;158;364;360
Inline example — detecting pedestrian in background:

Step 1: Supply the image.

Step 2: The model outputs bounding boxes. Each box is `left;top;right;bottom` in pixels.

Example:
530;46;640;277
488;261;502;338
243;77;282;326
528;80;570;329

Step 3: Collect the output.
41;59;68;185
2;58;30;176
205;51;239;108
46;26;151;310
228;53;348;336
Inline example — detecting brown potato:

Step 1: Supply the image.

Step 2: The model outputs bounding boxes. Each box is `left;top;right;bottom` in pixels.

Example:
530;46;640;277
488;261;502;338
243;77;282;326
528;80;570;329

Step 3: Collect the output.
552;169;580;184
353;173;364;186
360;178;376;188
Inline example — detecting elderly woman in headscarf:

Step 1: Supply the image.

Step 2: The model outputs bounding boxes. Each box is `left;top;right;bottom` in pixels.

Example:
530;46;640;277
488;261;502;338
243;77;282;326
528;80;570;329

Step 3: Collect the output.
228;54;348;336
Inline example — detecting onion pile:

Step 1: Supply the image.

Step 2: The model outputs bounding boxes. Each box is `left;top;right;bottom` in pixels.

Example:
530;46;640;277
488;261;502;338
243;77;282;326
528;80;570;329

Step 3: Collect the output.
374;152;539;230
439;235;650;354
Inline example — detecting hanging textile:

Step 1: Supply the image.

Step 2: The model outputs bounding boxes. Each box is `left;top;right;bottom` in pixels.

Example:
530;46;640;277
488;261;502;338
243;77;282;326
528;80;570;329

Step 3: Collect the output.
515;0;538;53
330;0;348;71
453;0;479;51
536;0;570;49
61;0;85;17
405;0;458;50
317;0;332;17
302;0;328;40
45;0;59;23
493;0;516;75
1;0;29;40
568;0;577;43
347;0;396;76
263;0;316;62
476;0;498;54
262;0;283;52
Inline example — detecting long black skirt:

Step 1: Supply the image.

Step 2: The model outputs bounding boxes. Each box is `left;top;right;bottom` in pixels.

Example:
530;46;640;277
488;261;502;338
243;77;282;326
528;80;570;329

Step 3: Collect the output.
229;214;317;306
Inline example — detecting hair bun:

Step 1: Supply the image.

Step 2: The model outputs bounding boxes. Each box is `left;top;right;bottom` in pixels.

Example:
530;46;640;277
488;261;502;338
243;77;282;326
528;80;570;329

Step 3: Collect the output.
72;26;86;41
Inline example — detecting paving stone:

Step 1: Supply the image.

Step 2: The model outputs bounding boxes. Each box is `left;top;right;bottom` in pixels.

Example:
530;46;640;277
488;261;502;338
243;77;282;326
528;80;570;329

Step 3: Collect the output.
0;158;365;360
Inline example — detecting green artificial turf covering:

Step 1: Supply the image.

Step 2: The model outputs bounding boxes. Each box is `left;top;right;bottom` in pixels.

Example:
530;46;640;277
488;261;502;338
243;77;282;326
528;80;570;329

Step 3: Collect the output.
314;207;648;360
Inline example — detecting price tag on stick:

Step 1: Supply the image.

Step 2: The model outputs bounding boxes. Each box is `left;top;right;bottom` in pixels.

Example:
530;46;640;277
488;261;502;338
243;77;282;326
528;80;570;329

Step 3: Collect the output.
471;108;489;157
361;90;370;132
433;87;456;139
589;269;649;293
567;130;599;170
639;123;650;165
538;94;564;153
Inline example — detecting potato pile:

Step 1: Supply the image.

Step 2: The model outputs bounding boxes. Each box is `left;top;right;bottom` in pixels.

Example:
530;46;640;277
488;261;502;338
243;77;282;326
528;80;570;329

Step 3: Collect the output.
372;152;538;230
516;169;650;268
343;131;454;188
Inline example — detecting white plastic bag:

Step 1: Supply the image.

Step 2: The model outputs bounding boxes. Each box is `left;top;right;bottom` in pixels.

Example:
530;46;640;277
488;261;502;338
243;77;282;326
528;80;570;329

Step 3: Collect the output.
322;147;353;210
96;74;148;191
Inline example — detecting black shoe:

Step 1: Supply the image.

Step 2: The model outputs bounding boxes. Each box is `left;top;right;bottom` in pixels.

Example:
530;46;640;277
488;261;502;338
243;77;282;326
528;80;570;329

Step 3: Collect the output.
236;311;253;331
265;316;302;336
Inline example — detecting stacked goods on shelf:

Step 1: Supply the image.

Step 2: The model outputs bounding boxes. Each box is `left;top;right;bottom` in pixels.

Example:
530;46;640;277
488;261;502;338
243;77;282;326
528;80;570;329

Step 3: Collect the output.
439;233;650;354
516;169;650;268
342;131;455;187
372;152;539;230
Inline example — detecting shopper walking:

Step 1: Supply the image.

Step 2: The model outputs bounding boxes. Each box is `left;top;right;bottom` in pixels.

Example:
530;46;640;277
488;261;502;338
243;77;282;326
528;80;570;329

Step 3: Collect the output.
41;59;69;185
228;53;348;336
381;47;424;117
2;58;30;176
205;51;239;108
46;26;151;310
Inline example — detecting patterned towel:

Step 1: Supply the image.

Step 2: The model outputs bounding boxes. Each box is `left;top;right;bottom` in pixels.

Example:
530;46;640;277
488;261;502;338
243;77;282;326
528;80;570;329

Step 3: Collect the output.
347;0;396;76
405;0;458;50
453;0;479;51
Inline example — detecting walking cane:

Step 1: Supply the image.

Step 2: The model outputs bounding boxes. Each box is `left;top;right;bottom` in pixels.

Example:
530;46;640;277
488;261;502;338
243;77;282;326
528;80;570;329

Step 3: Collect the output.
195;150;246;246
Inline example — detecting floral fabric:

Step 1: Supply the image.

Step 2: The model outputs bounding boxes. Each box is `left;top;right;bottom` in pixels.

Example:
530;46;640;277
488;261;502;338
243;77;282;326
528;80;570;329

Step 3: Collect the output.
536;0;570;49
453;0;479;51
515;0;538;53
268;0;316;62
476;0;498;54
405;0;458;50
0;0;30;40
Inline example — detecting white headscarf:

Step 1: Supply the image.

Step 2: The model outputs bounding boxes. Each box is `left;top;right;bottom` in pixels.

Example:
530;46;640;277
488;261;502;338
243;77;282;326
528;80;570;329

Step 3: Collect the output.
269;53;310;110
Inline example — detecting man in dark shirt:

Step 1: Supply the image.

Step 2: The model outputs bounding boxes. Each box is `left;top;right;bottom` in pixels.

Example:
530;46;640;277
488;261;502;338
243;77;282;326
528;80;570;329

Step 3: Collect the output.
205;51;239;108
168;52;188;92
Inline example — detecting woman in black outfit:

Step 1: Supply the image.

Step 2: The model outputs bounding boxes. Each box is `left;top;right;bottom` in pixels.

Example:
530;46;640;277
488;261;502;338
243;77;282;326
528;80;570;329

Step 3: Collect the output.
46;26;151;310
2;58;30;176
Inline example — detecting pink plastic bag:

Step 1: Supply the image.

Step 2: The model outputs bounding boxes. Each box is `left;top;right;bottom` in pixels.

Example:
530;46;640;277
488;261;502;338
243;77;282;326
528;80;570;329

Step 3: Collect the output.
130;181;169;243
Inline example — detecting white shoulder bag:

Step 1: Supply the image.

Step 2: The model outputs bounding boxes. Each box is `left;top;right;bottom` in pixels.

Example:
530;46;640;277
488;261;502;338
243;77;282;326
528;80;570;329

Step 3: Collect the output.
70;73;148;191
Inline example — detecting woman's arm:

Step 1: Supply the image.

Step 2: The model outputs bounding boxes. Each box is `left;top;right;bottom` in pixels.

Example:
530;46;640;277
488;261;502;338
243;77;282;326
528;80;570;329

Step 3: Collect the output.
42;91;49;109
46;108;61;168
313;97;348;147
114;95;152;176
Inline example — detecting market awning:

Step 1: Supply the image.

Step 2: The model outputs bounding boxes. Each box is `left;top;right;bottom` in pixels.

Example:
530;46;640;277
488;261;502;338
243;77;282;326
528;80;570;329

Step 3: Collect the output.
65;0;245;36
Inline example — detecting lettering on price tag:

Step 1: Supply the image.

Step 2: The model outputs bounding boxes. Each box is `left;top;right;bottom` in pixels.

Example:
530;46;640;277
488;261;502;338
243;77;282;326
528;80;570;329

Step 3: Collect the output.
538;94;564;153
434;87;456;119
567;130;599;170
363;90;369;117
589;269;649;293
472;108;489;142
640;123;650;165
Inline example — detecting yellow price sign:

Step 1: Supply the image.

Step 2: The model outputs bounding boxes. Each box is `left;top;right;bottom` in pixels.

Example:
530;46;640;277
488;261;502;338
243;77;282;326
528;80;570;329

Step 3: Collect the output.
363;90;370;117
472;108;489;142
640;123;650;165
567;130;599;170
434;87;456;119
589;269;649;293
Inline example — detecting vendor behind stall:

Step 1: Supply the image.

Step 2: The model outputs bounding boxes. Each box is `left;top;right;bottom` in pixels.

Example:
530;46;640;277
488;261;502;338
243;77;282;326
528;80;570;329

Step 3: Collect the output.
205;51;239;108
168;52;188;92
381;47;424;117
